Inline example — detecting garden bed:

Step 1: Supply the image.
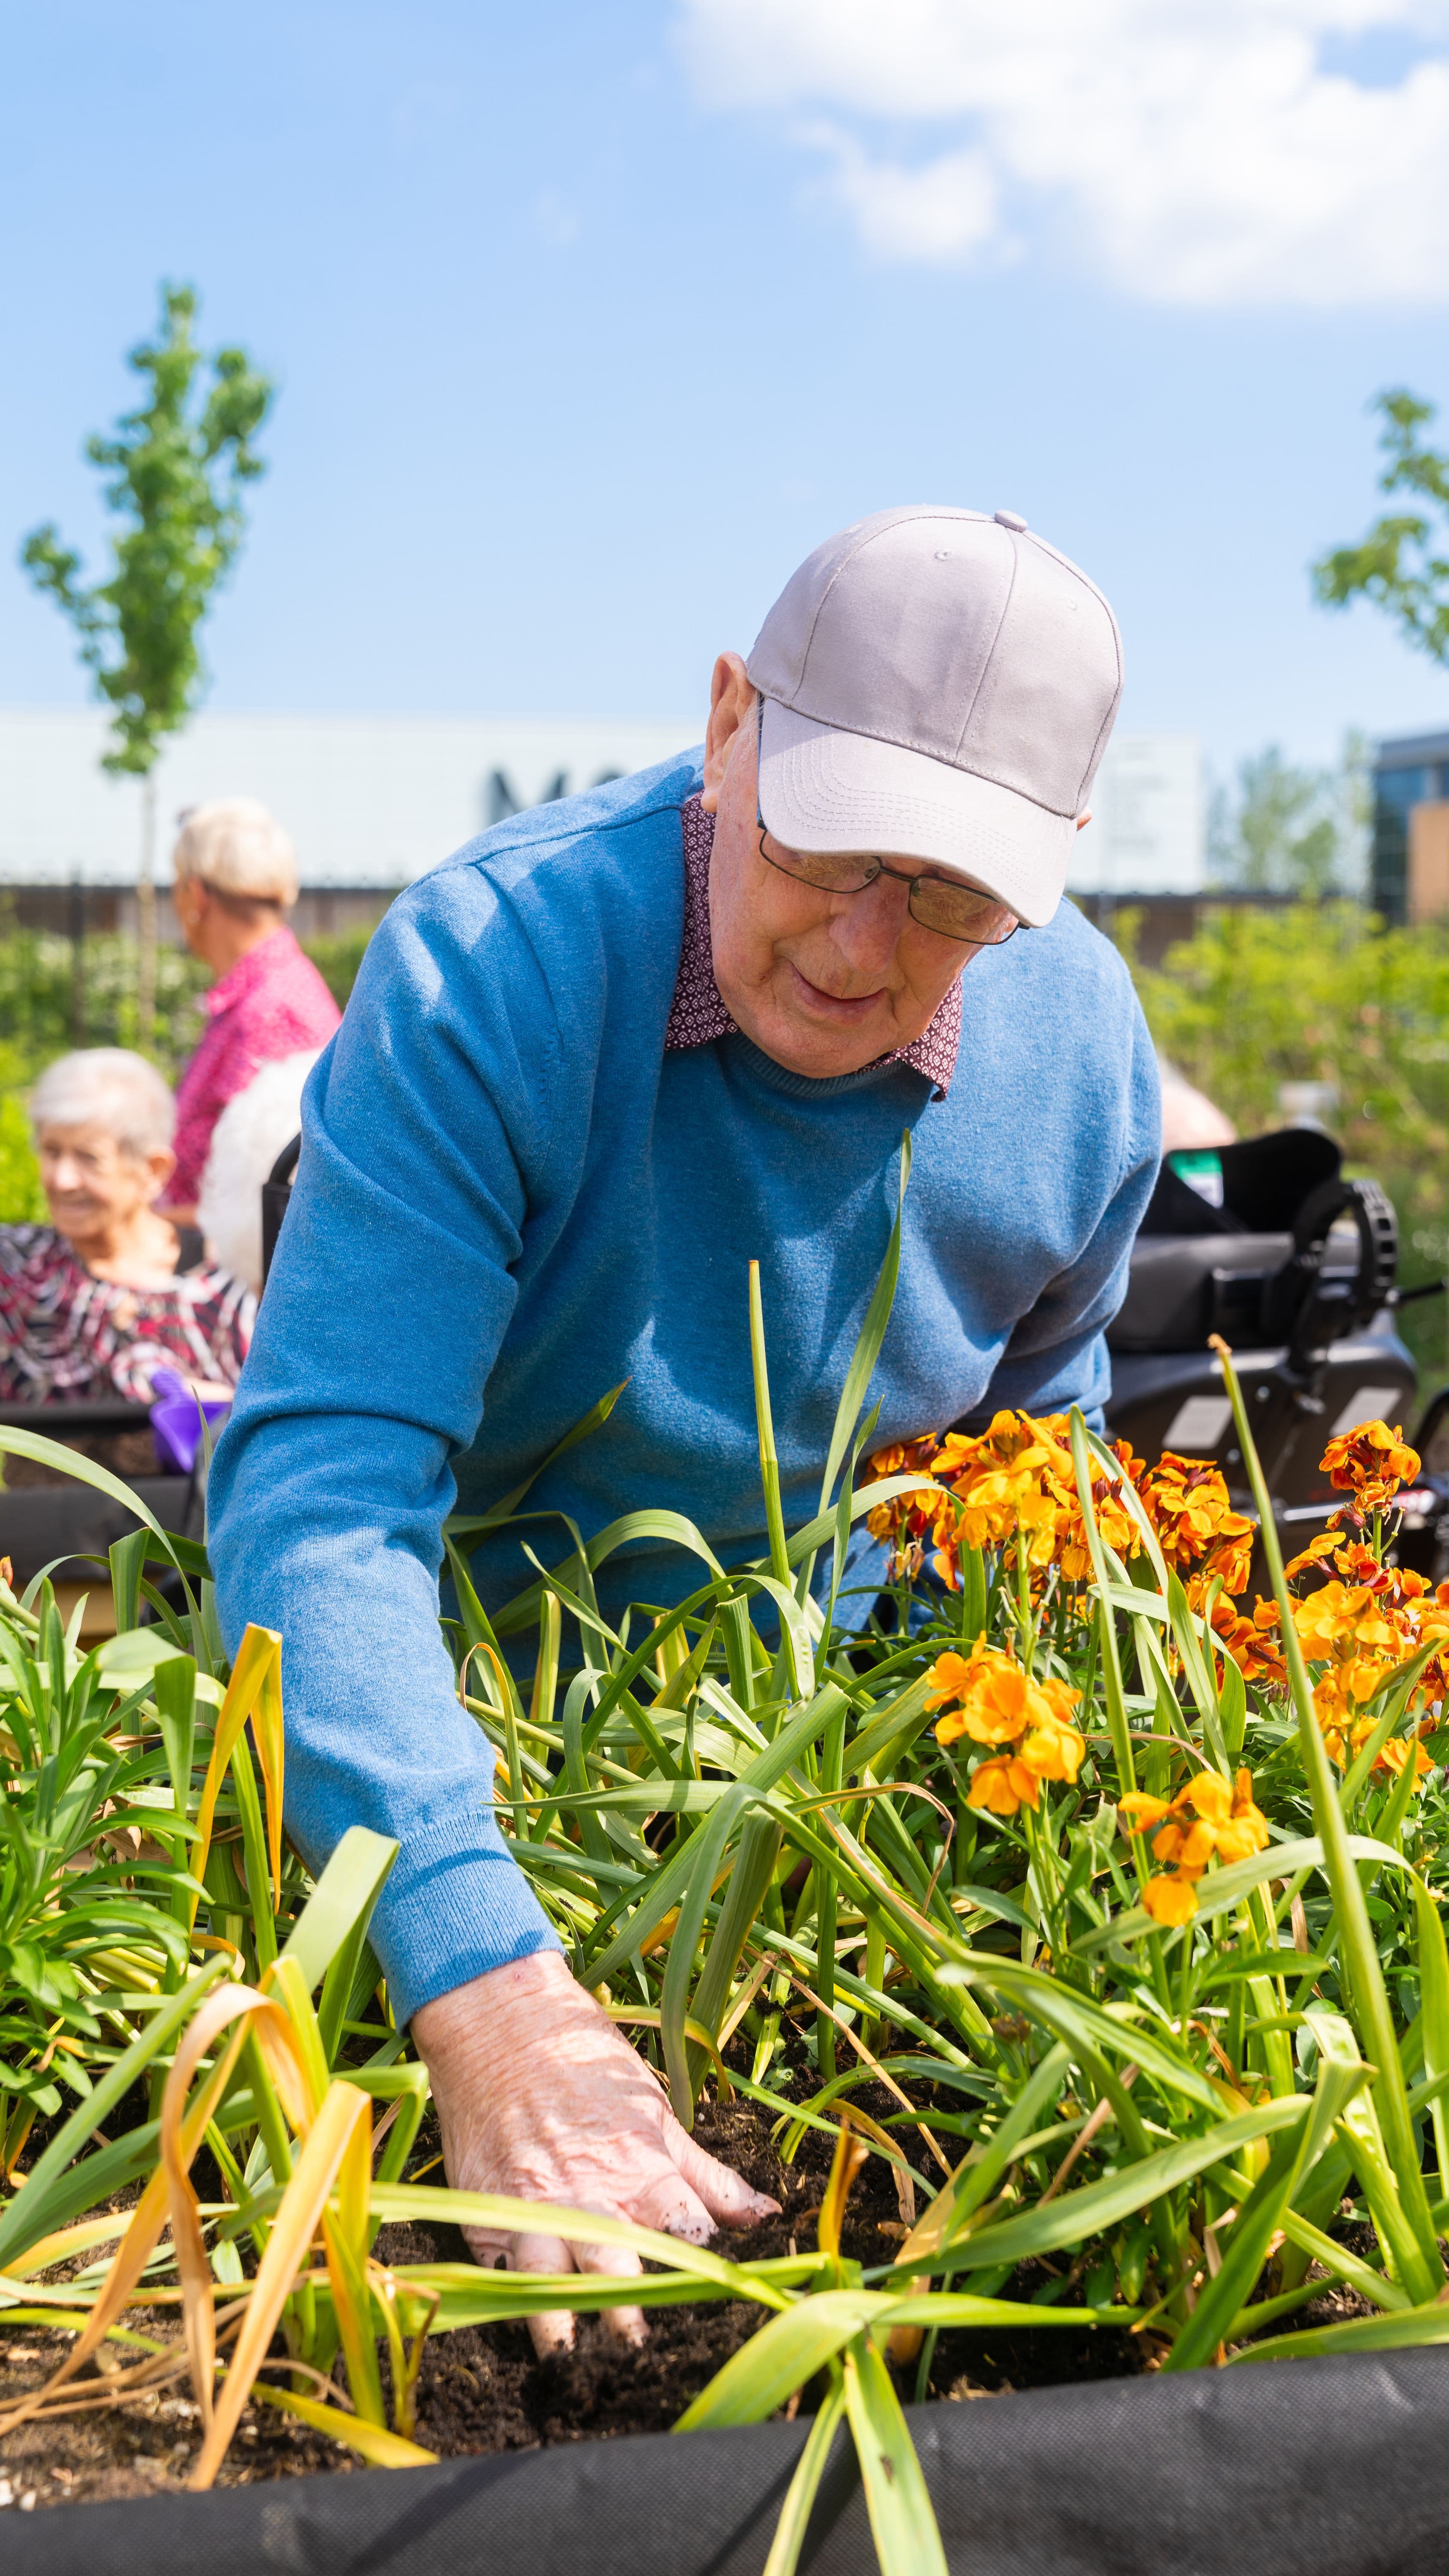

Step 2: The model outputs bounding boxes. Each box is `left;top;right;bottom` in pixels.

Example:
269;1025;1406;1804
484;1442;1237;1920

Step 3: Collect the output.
2;2085;1387;2521
4;1270;1449;2574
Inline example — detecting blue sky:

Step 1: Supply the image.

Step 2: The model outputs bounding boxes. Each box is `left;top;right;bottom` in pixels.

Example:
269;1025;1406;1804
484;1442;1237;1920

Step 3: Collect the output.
5;0;1449;783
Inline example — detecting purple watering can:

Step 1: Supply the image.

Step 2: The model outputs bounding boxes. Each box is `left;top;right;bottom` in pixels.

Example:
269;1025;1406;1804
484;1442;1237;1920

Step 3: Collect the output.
148;1368;232;1478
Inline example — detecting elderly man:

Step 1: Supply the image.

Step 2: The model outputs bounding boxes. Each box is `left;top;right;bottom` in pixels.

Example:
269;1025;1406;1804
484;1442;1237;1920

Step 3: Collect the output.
209;506;1160;2335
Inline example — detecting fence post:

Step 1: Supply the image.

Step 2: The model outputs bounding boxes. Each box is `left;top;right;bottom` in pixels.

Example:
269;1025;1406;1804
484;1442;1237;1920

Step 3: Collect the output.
68;873;86;1045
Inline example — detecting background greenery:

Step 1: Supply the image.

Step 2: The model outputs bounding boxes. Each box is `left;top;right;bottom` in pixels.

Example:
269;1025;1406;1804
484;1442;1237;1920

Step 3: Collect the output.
0;909;385;1225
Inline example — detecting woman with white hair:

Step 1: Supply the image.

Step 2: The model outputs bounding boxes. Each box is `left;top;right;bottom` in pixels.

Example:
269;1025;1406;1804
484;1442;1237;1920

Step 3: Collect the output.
160;798;341;1224
0;1049;253;1404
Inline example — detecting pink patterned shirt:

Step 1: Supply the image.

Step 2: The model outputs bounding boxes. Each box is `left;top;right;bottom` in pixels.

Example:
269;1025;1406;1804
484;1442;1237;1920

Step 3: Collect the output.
664;796;961;1094
163;926;342;1209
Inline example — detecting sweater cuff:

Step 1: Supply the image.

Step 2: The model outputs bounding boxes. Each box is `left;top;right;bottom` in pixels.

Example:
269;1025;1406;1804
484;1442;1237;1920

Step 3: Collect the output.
366;1807;563;2028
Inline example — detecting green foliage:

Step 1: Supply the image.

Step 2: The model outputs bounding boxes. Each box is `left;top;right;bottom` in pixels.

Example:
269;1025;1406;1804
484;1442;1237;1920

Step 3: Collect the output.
19;284;273;779
0;1097;45;1227
1211;738;1369;900
0;918;375;1224
301;912;389;1009
1129;900;1449;1377
1313;390;1449;667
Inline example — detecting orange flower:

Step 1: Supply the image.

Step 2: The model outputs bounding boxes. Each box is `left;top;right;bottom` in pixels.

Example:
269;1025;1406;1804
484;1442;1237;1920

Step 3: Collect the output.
929;1640;1085;1814
927;1410;1141;1586
1211;1596;1288;1689
864;1434;945;1581
1138;1453;1254;1583
1376;1734;1434;1785
1142;1872;1200;1925
1019;1709;1086;1785
927;1641;1081;1754
1320;1419;1421;1512
967;1751;1043;1814
1121;1767;1269;1878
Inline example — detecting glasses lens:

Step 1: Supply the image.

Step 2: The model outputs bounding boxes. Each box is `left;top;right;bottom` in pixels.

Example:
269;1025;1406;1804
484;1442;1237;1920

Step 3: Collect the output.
769;845;876;893
909;878;1016;943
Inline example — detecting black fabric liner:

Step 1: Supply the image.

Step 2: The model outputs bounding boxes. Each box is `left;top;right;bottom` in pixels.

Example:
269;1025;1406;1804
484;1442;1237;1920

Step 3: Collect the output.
11;2351;1449;2576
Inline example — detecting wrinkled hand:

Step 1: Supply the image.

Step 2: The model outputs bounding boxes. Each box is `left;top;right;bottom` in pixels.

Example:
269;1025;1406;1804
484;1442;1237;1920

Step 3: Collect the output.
412;1950;779;2355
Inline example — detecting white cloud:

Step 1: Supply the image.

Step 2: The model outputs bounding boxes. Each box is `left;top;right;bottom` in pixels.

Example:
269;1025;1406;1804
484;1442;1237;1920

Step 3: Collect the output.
674;0;1449;304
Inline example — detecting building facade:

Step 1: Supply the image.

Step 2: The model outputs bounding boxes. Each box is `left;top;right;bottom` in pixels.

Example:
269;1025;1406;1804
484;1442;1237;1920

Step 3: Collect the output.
1372;729;1449;924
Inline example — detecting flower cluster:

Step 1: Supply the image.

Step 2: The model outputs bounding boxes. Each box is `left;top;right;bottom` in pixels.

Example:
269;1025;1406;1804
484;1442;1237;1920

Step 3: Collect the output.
1137;1453;1254;1602
867;1414;1254;1614
1226;1420;1449;1771
926;1640;1084;1815
868;1410;1147;1595
1119;1767;1271;1924
1267;1555;1449;1766
1322;1419;1421;1514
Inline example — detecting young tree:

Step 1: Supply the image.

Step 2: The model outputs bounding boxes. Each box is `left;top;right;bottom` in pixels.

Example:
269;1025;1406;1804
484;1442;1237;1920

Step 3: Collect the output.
1210;735;1369;900
20;284;273;1040
1313;389;1449;668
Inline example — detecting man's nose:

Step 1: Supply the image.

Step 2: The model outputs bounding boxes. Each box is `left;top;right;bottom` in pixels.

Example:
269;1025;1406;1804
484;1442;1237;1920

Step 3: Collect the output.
826;873;913;974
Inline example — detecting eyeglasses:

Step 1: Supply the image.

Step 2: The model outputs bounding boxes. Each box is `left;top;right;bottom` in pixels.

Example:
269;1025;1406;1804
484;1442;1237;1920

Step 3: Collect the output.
755;813;1021;946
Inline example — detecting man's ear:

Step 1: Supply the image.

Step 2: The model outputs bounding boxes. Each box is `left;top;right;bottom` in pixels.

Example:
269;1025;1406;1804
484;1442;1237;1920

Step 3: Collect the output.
700;653;756;814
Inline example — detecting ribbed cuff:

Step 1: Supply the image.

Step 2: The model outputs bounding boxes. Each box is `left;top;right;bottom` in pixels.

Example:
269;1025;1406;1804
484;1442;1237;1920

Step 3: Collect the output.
367;1808;563;2028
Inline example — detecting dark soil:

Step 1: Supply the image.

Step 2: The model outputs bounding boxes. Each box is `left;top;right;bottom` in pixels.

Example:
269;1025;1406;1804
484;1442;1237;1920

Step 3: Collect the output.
0;2085;1374;2515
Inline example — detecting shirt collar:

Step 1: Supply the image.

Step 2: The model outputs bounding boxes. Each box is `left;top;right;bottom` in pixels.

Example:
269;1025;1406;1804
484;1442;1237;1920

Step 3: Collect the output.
664;794;961;1098
203;923;294;1018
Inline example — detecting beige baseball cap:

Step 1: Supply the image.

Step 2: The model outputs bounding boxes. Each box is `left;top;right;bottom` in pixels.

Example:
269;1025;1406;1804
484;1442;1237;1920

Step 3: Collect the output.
746;505;1123;929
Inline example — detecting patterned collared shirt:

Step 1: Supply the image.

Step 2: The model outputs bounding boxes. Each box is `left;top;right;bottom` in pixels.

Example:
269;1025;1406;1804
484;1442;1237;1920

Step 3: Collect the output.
663;795;961;1095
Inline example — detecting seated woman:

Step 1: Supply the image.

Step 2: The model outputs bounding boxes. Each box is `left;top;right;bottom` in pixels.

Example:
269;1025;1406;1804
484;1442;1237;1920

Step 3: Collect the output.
0;1049;254;1406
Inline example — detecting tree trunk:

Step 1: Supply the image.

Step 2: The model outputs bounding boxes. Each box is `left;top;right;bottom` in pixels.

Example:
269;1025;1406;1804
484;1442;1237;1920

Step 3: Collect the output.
137;769;157;1049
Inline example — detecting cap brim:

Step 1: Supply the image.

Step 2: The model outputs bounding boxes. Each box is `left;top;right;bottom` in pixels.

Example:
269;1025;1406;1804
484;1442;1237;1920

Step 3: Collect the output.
757;699;1073;929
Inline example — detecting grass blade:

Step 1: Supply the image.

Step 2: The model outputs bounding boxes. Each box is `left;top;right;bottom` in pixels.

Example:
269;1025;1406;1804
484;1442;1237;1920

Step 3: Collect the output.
249;2380;437;2465
760;2374;849;2576
842;2332;948;2576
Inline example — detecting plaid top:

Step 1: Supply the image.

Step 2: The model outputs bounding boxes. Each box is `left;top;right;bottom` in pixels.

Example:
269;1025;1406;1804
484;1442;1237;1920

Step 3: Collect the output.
0;1226;254;1405
664;795;961;1096
162;926;341;1209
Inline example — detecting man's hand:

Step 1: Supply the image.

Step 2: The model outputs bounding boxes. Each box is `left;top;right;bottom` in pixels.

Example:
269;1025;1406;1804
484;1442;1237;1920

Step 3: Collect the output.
412;1950;779;2356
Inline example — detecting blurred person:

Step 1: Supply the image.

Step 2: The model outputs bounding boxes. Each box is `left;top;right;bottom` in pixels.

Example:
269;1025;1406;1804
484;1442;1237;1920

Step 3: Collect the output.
1158;1056;1236;1153
198;1049;321;1294
0;1049;253;1405
162;799;341;1223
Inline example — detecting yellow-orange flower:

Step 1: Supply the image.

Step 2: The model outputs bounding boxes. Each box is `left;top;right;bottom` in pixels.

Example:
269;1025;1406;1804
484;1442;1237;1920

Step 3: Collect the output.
967;1751;1043;1814
1138;1452;1254;1590
1142;1872;1200;1925
926;1410;1142;1586
928;1640;1085;1814
927;1641;1080;1750
1377;1734;1434;1785
1121;1766;1270;1879
1321;1419;1421;1512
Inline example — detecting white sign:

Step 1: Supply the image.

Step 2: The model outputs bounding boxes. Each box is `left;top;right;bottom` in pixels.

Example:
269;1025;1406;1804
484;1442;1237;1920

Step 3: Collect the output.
1068;733;1205;897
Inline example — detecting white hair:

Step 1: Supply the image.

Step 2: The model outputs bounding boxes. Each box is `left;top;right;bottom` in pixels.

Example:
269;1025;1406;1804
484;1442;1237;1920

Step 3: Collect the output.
199;1050;318;1292
30;1049;176;1159
173;797;299;906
